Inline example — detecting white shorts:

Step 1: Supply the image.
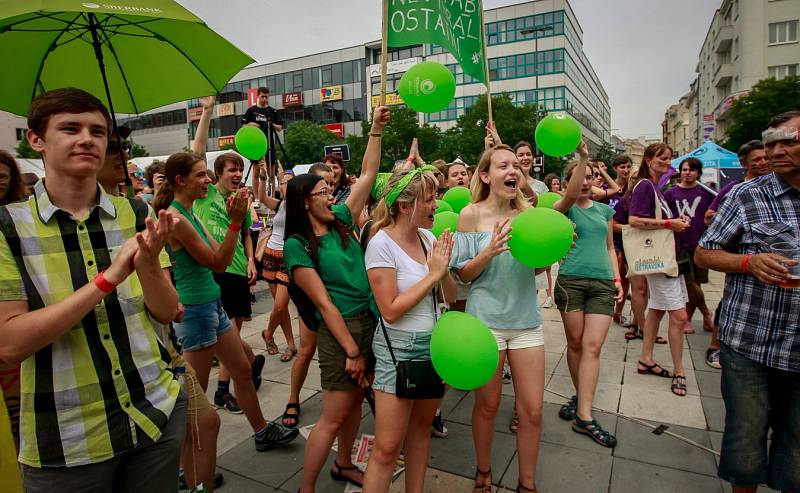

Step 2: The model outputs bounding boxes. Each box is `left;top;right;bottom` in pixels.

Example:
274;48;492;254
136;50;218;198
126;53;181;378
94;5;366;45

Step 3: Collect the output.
645;274;688;312
490;326;544;350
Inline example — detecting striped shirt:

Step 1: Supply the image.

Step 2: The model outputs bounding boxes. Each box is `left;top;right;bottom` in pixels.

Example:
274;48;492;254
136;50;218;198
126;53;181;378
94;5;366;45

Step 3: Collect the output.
699;173;800;372
0;180;179;467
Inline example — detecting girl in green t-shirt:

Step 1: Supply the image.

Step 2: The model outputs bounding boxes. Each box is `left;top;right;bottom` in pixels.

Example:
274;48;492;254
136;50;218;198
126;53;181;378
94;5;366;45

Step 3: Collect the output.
551;149;623;448
285;106;389;492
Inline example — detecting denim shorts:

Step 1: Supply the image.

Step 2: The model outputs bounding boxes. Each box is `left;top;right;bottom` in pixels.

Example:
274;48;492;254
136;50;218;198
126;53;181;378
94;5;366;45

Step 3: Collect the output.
174;298;233;352
718;344;800;491
373;325;433;395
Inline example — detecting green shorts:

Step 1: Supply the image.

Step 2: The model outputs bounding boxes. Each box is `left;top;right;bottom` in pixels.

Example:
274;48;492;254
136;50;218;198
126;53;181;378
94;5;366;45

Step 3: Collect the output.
679;249;709;284
554;275;616;316
317;311;376;391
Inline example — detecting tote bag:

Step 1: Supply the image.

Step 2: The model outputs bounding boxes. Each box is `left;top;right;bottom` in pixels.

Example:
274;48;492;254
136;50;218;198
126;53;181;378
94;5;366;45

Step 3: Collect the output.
622;180;679;277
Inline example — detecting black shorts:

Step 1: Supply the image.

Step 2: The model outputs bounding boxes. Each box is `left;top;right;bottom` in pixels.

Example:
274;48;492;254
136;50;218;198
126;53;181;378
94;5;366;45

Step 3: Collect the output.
213;272;252;319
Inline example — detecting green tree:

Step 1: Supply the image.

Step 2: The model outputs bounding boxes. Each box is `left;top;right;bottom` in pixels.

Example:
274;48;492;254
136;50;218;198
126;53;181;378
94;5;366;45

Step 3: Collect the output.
722;76;800;151
15;138;40;159
129;143;149;158
592;141;618;169
283;120;340;164
344;133;367;174
360;106;441;171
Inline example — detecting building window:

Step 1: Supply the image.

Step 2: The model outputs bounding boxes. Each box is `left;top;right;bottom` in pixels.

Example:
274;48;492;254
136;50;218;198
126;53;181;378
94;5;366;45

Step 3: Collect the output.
768;63;799;79
768;20;798;44
15;128;26;141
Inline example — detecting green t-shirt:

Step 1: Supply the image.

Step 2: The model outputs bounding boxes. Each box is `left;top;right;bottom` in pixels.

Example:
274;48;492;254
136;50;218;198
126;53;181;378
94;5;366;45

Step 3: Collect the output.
559;201;615;280
194;184;252;277
171;201;221;305
283;204;373;318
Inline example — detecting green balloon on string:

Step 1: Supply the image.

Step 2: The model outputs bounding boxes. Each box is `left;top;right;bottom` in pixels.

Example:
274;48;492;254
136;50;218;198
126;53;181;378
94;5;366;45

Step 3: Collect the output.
430;211;459;238
536;191;561;209
535;113;582;157
234;126;268;160
442;186;471;213
397;61;456;113
435;200;453;214
431;311;498;390
508;208;574;268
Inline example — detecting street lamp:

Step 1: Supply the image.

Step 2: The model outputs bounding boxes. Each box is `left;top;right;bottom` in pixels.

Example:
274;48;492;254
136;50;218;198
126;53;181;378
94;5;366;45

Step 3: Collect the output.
520;25;553;177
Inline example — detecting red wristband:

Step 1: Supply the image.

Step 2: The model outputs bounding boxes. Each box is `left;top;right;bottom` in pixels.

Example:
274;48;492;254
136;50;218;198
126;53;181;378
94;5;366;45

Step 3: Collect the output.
228;223;241;232
741;254;752;273
664;219;671;228
94;271;117;294
613;278;621;283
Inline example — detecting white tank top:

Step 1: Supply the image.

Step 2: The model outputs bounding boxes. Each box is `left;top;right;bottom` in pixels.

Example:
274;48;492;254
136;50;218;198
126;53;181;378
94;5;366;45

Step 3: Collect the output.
266;201;286;251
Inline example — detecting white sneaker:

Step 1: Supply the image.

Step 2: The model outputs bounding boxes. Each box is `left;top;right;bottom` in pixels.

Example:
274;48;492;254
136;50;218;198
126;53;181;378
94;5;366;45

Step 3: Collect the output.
542;297;553;308
502;362;512;384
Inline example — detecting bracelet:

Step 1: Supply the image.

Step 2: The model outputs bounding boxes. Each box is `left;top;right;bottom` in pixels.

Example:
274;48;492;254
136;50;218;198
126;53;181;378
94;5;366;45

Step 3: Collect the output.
369;132;382;138
741;254;752;273
613;278;621;283
663;219;671;228
407;156;415;161
94;271;117;294
228;223;241;232
346;351;361;360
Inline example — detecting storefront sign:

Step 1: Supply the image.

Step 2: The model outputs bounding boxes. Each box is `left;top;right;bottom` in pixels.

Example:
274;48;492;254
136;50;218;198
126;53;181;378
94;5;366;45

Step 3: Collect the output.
187;107;203;121
325;123;344;138
371;92;404;107
321;85;343;102
702;114;715;141
217;102;235;117
247;88;259;107
283;92;303;107
218;135;235;148
368;57;420;77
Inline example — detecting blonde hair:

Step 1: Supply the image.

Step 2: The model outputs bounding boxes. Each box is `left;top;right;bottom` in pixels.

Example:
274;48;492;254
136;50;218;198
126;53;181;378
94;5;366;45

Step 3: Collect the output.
470;144;530;211
371;170;438;237
562;161;596;184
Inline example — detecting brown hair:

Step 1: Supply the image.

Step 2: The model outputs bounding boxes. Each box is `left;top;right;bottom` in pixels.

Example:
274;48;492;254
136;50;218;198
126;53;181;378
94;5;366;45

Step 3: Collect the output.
0;150;28;205
152;152;205;212
27;88;111;138
612;155;632;167
563;161;595;183
144;160;165;189
513;141;533;154
257;87;270;95
737;140;764;161
543;173;560;191
471;144;530;211
309;162;332;175
628;143;671;194
213;152;244;178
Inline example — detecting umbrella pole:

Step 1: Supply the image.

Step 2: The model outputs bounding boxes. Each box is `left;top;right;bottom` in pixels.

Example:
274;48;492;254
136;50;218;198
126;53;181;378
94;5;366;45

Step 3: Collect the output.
87;13;134;198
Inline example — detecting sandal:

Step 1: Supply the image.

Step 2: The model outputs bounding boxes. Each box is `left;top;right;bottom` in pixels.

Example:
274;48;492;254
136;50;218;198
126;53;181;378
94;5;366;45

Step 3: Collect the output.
282;402;300;428
624;327;642;340
262;331;279;355
330;460;363;487
637;361;673;379
509;412;519;433
473;467;492;493
558;395;578;421
517;482;538;493
280;347;297;362
671;375;687;397
572;416;618;448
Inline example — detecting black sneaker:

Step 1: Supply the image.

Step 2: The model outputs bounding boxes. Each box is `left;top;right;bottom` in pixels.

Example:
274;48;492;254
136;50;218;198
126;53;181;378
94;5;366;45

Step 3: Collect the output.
250;292;257;304
255;422;300;451
178;470;224;490
214;390;243;414
558;395;578;421
252;354;266;391
431;410;448;438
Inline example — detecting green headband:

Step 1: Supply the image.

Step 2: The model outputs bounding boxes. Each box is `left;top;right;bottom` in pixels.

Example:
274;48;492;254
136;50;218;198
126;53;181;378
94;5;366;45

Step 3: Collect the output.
384;165;438;208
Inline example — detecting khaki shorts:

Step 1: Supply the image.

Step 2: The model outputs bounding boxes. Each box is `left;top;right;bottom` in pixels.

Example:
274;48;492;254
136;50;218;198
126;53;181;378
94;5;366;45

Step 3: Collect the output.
554;275;616;316
680;249;709;284
317;311;376;391
173;355;213;419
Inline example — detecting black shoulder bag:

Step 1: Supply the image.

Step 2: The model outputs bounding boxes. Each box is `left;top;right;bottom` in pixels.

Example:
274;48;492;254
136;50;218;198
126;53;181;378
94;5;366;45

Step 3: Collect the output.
378;233;445;400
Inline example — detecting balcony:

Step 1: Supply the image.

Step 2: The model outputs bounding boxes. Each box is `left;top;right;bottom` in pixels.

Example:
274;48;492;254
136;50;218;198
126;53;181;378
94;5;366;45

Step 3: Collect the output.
715;63;734;87
715;24;734;53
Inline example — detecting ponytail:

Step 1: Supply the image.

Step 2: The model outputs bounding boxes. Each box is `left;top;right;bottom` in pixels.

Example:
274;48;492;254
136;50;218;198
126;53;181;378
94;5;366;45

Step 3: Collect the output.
153;152;205;212
152;180;174;212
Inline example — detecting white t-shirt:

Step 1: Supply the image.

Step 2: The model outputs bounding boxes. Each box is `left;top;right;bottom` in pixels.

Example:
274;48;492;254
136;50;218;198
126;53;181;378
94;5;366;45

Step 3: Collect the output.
365;229;439;332
266;201;286;251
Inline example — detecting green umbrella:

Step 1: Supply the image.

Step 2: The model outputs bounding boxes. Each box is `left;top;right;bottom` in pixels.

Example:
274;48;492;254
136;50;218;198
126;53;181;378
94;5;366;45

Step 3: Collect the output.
0;0;254;116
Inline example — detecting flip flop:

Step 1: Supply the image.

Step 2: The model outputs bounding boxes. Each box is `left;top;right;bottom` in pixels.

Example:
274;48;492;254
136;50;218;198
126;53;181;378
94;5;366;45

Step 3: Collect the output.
262;331;279;355
280;347;297;362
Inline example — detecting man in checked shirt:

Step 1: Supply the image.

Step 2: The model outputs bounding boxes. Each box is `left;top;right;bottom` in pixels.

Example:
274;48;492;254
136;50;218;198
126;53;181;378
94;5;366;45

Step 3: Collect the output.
696;111;800;493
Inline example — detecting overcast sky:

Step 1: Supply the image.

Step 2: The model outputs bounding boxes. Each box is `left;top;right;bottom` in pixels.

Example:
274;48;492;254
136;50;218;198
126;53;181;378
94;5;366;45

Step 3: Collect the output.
177;0;721;139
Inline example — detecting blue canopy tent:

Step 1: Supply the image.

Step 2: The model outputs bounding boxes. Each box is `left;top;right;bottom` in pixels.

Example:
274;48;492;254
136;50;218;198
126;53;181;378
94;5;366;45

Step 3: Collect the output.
666;141;742;191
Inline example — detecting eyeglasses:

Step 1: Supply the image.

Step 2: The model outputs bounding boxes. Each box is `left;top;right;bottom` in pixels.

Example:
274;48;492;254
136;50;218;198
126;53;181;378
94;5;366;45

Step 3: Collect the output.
308;188;332;198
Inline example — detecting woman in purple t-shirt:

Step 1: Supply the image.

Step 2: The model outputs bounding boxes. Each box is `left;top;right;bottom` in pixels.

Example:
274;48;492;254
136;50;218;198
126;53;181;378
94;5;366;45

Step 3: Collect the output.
628;143;691;397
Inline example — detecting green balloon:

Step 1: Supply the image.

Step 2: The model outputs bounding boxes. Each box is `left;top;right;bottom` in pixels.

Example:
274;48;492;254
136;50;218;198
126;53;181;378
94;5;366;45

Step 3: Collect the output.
435;200;453;214
430;211;459;238
442;186;471;213
536;191;561;209
431;311;498;390
234;126;268;160
508;208;574;268
397;61;456;113
535;113;582;157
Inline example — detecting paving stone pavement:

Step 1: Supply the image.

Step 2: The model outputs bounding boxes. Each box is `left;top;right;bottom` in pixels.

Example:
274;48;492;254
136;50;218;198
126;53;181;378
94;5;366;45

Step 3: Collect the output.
204;272;779;492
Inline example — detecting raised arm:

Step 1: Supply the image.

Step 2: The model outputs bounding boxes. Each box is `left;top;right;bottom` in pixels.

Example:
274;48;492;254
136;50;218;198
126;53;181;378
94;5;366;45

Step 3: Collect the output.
553;140;589;213
346;105;390;218
191;96;215;155
596;161;621;194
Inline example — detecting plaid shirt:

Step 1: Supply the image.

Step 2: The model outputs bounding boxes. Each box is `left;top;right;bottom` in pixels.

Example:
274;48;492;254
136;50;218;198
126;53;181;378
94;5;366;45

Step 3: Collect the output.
699;173;800;372
0;181;179;467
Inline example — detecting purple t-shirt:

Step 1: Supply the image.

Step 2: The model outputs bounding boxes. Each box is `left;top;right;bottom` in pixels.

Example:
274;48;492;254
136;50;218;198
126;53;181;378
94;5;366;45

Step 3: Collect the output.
664;184;715;251
609;190;628;225
629;179;678;252
709;180;740;211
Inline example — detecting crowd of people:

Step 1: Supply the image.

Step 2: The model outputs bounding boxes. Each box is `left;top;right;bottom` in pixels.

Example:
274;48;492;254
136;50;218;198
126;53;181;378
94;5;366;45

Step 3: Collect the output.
0;86;797;493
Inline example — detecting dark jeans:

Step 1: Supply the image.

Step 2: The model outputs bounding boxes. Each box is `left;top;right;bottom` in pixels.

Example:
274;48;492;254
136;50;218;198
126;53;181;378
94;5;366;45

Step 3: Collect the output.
718;344;800;491
23;389;187;493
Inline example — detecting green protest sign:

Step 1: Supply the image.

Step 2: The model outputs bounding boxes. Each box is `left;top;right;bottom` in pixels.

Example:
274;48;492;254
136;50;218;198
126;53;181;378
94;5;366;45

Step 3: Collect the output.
387;0;487;84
